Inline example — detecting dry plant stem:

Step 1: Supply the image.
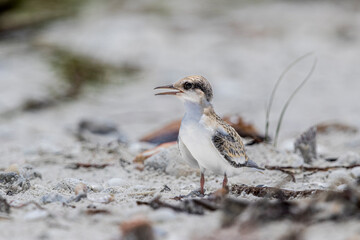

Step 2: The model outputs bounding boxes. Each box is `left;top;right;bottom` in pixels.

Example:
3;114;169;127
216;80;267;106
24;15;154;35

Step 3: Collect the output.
274;57;317;147
265;52;314;141
231;185;327;200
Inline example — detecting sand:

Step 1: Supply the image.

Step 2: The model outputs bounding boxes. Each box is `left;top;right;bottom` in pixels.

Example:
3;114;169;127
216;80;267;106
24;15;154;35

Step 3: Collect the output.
0;0;360;239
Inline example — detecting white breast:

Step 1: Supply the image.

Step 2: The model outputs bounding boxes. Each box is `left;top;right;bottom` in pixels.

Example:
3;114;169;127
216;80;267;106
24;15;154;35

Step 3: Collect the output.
179;114;228;175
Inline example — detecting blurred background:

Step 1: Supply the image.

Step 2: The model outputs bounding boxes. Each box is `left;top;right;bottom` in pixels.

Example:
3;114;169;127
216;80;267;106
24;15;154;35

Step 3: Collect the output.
1;0;360;157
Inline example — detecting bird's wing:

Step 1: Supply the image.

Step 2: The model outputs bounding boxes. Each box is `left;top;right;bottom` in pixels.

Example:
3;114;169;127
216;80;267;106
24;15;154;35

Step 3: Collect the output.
211;120;263;170
211;124;248;167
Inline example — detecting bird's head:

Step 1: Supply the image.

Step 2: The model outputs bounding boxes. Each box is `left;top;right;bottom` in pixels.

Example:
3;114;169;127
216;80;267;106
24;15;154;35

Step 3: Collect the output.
155;75;213;104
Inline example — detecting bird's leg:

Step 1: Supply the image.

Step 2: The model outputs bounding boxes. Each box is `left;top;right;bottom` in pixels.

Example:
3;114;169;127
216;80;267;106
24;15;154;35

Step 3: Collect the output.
222;173;228;189
200;172;205;195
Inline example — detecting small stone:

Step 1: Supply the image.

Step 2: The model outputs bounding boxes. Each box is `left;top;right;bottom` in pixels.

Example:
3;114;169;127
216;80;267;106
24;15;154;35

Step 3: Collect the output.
107;178;128;187
89;184;103;192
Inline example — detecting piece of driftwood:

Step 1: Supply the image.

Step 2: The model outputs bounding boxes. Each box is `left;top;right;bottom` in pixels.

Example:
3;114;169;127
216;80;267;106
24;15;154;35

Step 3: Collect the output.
231;184;328;200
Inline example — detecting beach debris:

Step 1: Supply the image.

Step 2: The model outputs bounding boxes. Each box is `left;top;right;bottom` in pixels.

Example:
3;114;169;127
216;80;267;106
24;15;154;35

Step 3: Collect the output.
138;190;226;215
160;185;171;192
265;163;360;175
137;196;204;215
86;208;111;215
0;172;31;195
66;162;112;170
230;184;327;200
120;217;154;240
75;119;128;144
140;116;264;145
0;195;10;214
222;182;360;229
317;122;358;134
140;120;180;145
294;126;317;164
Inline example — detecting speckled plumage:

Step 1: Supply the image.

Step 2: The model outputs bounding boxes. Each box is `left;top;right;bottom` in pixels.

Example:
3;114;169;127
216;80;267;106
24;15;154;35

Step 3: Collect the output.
155;75;262;193
209;111;249;168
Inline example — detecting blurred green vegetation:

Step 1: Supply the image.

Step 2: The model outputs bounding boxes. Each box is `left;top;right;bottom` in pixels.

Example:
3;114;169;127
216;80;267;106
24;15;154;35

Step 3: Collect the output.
0;0;85;34
50;48;141;99
51;49;108;99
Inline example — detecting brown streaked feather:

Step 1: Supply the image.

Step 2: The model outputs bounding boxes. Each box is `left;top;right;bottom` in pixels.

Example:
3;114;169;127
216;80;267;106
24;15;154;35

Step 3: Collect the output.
209;111;249;168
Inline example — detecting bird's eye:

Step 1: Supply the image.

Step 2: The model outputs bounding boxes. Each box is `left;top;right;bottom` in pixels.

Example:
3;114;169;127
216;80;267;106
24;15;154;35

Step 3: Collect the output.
183;82;193;90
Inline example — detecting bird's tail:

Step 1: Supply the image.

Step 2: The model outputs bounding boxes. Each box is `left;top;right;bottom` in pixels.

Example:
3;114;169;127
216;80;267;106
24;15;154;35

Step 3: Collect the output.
245;159;265;173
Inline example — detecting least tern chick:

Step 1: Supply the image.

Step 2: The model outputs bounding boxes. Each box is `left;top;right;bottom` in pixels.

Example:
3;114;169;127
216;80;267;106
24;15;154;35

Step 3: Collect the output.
155;75;263;195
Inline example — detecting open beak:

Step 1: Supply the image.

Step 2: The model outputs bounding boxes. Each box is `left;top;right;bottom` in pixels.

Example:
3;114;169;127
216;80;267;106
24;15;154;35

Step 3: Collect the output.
154;84;183;96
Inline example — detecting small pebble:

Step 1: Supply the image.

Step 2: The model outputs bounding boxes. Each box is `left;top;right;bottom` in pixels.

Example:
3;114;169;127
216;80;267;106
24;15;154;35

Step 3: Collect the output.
107;178;128;187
